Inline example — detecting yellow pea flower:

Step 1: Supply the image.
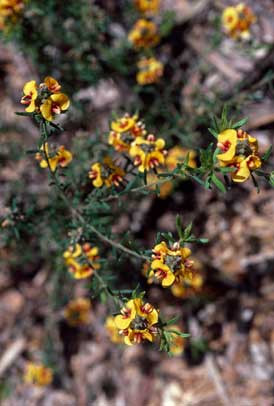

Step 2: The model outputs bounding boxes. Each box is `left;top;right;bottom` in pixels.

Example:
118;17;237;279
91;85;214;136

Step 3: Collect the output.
149;241;194;288
64;298;91;327
222;6;239;32
134;0;160;15
63;243;100;279
20;80;38;113
43;76;61;93
136;57;164;85
111;114;138;133
129;134;166;172
36;144;72;172
166;146;197;170
105;316;125;344
0;0;24;29
171;272;203;299
24;363;53;386
151;259;175;287
166;325;185;356
115;298;158;345
40;93;70;121
128;19;160;49
222;3;256;40
217;129;237;162
109;114;146;152
89;157;125;188
231;154;261;183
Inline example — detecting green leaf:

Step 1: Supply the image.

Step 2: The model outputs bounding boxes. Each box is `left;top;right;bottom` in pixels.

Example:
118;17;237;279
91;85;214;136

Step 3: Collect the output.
212;173;226;192
269;171;274;187
164;315;180;326
261;145;272;162
175;215;184;240
231;117;248;129
15;111;35;116
208;127;218;138
196;238;209;244
183;222;193;239
251;173;260;193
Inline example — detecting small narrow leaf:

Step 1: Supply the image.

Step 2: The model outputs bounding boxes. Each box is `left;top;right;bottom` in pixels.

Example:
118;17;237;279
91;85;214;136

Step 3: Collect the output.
231;117;248;129
212;173;226;192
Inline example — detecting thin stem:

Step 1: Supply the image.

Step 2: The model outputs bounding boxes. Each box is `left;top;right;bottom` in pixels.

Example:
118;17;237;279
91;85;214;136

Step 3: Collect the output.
40;120;149;262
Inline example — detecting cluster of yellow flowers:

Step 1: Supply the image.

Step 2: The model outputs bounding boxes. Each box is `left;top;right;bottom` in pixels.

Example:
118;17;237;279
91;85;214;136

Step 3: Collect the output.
147;146;197;198
20;78;73;171
147;241;194;289
105;316;125;344
222;3;256;40
90;113;167;189
89;157;125;188
63;242;100;279
216;128;261;183
24;363;53;386
134;0;160;16
20;77;70;122
105;315;185;355
35;143;72;172
114;298;159;345
128;1;164;85
141;241;203;300
128;18;159;50
136;57;164;86
166;325;185;356
64;298;91;327
0;0;24;30
144;256;203;298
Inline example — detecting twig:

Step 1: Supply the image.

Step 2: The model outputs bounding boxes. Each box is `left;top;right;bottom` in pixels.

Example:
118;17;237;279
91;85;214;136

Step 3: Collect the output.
205;354;231;406
0;338;26;377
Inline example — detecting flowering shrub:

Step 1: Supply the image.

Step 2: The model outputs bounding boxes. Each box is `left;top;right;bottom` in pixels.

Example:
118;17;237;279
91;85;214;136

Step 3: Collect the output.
222;3;256;39
1;1;274;391
0;0;24;31
24;363;53;386
64;298;92;327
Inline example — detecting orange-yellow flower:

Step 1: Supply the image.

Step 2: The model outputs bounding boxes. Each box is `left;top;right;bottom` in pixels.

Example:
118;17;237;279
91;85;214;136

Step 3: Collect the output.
0;0;24;16
64;298;91;327
43;76;61;93
134;0;160;15
114;298;158;345
231;154;261;183
217;129;237;162
89;157;125;188
171;272;203;299
0;0;24;29
24;363;53;386
128;19;160;49
105;316;125;344
150;241;194;287
129;134;166;172
151;260;175;287
146;169;173;199
215;128;262;183
137;57;163;85
40;93;70;121
36;144;72;172
146;146;196;198
166;325;185;356
222;6;239;32
109;114;146;152
63;243;100;279
111;114;137;133
20;80;38;113
222;3;256;40
166;146;197;170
